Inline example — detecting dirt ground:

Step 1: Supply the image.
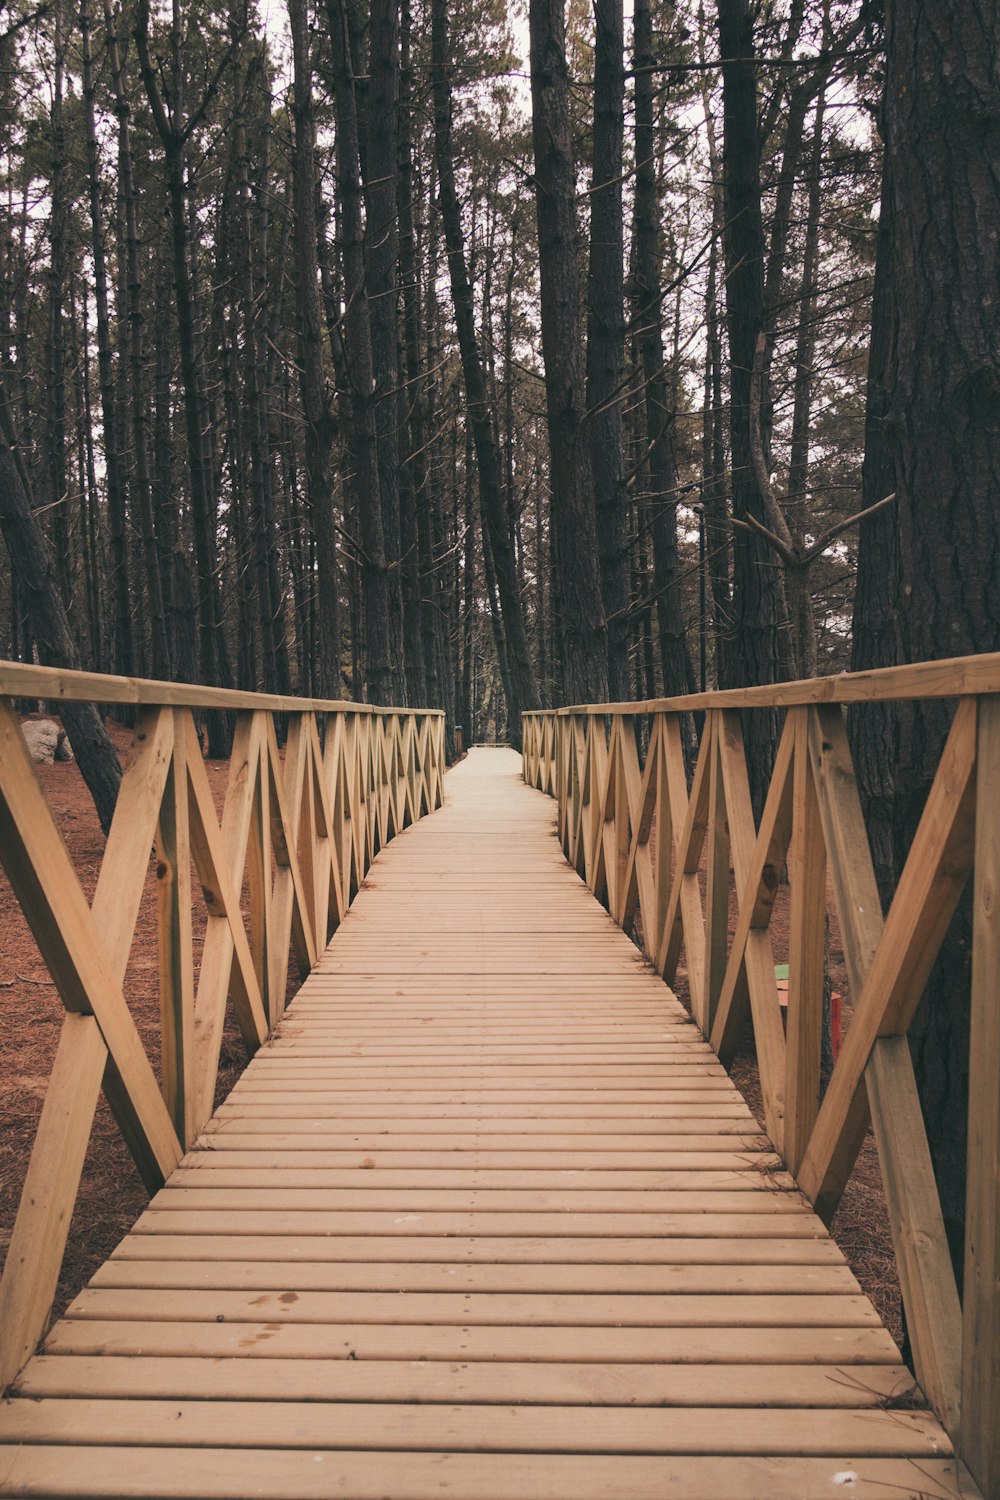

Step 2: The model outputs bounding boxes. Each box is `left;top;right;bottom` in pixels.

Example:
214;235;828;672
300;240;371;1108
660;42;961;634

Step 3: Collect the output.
0;724;901;1349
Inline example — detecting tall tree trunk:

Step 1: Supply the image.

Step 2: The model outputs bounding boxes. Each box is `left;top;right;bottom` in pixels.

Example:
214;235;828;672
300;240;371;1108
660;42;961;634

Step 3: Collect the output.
632;0;691;704
586;0;628;701
82;0;136;681
289;0;342;697
431;0;538;744
784;88;826;680
362;0;407;702
398;0;437;708
326;0;397;705
716;0;783;804
849;143;899;907
529;0;608;704
46;0;71;611
102;0;171;680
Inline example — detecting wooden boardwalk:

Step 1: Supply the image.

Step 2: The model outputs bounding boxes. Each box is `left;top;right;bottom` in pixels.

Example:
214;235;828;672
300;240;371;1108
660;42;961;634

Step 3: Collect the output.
0;748;974;1497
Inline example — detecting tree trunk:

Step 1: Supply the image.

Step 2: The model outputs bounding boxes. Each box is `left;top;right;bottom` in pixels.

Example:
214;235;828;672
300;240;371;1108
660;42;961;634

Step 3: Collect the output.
849;143;900;909
529;0;608;704
326;0;397;705
362;0;407;703
716;0;784;805
632;0;691;705
289;0;342;698
586;0;628;701
82;0;136;682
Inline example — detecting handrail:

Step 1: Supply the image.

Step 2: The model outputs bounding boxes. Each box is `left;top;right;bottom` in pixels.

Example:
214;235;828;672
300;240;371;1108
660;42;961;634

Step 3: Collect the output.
523;659;1000;1500
0;659;444;716
0;664;446;1392
551;648;1000;713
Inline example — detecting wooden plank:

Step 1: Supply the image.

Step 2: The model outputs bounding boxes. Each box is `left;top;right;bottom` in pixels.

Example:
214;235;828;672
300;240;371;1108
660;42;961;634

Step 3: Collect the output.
784;708;826;1174
12;1355;917;1407
0;1398;949;1456
89;1260;855;1294
0;1447;978;1500
90;706;173;982
182;714;268;1129
716;710;786;1150
66;1288;876;1328
0;1014;106;1391
702;718;729;1035
709;718;795;1065
182;1147;777;1166
866;1037;962;1437
130;1211;822;1238
42;1319;903;1364
962;691;1000;1496
156;710;197;1147
111;1233;842;1264
799;698;977;1217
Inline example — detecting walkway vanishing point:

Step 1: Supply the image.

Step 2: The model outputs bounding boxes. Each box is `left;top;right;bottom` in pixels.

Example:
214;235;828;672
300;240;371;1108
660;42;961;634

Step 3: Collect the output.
1;658;997;1498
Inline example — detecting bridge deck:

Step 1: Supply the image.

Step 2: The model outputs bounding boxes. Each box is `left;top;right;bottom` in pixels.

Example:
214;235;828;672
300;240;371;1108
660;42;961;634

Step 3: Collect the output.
0;749;972;1497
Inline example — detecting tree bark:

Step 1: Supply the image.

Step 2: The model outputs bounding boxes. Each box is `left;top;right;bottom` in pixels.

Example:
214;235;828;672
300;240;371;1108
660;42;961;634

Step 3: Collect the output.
529;0;608;705
82;0;136;681
586;0;629;701
362;0;407;703
632;0;692;705
325;0;396;704
716;0;784;804
289;0;342;697
100;0;171;680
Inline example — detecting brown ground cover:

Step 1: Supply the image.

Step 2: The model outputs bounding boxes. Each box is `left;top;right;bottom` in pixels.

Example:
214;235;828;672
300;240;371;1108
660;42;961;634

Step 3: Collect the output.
0;725;901;1350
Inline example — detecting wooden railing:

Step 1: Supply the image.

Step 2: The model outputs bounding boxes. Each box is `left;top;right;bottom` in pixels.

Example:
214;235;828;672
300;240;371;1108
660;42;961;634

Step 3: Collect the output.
523;653;1000;1500
0;662;445;1390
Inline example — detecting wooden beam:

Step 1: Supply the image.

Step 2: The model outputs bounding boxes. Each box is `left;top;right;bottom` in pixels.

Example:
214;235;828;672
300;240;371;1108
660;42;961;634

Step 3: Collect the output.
91;707;174;983
709;720;794;1068
784;709;826;1175
702;727;729;1037
866;1036;961;1440
0;1013;106;1392
962;690;1000;1497
0;658;445;716
798;698;977;1218
0;699;180;1189
156;710;197;1148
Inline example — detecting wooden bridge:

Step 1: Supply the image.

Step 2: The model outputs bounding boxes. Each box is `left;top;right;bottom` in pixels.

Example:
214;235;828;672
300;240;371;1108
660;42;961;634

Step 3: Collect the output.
0;659;997;1497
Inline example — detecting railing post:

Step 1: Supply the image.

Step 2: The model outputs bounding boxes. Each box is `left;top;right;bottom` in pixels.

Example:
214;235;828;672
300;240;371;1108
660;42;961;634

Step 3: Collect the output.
963;691;1000;1496
156;708;197;1146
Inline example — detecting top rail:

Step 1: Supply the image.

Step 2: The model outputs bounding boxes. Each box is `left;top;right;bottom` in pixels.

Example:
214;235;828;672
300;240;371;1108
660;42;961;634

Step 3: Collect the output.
0;659;444;716
553;649;1000;714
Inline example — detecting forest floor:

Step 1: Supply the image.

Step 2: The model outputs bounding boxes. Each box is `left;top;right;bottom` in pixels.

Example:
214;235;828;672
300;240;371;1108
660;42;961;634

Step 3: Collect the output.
0;726;901;1349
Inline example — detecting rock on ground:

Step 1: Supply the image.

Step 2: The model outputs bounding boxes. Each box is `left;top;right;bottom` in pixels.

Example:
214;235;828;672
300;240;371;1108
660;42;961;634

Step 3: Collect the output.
21;718;75;763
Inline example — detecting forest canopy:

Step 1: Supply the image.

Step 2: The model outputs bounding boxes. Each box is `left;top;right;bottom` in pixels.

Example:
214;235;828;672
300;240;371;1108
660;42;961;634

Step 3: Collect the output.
0;0;895;739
